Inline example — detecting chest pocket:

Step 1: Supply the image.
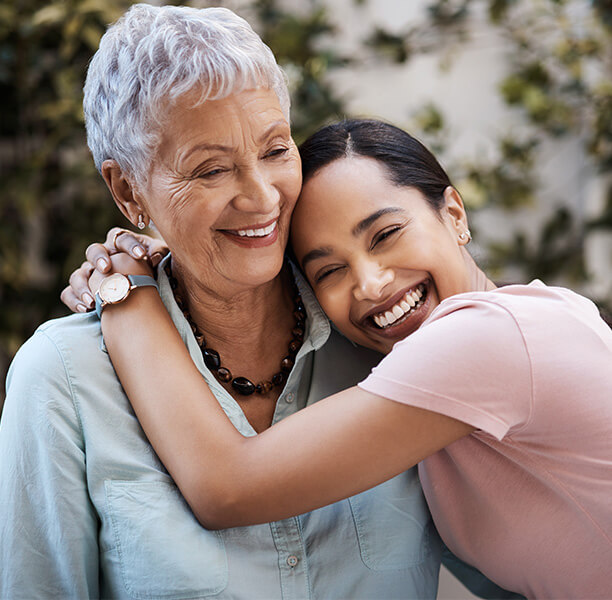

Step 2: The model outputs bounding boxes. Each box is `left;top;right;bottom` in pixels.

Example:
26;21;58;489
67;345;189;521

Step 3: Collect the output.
348;470;440;571
105;480;228;599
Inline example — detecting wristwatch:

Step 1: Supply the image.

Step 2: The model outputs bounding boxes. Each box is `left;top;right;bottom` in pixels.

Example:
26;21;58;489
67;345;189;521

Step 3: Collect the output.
95;273;159;317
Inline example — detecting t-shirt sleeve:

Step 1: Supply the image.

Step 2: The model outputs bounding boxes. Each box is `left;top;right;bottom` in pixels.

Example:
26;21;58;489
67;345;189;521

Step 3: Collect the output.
358;297;533;441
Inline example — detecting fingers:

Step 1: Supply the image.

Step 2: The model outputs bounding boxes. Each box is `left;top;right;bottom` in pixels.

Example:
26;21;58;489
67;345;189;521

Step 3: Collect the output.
104;227;147;261
85;242;113;274
144;239;170;268
67;261;96;312
61;286;90;314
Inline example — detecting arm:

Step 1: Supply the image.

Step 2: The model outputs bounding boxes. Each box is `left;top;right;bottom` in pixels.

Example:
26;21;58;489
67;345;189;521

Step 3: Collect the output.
0;332;99;598
99;263;473;529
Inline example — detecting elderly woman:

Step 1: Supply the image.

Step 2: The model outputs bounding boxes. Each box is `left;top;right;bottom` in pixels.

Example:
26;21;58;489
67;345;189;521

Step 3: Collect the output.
0;5;457;599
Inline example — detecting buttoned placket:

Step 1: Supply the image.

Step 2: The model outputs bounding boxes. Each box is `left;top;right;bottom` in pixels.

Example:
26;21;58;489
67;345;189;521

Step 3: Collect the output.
161;258;328;600
265;359;314;600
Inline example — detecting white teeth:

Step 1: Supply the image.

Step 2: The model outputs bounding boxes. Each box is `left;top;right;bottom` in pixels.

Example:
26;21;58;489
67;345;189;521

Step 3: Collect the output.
371;283;428;329
236;222;277;237
392;305;404;319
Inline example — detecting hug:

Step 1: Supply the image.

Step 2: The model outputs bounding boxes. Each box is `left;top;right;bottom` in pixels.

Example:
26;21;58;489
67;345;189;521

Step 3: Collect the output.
1;4;610;599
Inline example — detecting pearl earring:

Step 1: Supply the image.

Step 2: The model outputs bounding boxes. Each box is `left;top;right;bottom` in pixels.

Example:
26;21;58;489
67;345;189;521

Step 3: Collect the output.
459;229;472;242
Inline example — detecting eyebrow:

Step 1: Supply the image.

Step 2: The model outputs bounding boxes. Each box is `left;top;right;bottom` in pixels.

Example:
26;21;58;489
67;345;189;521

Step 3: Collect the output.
183;120;290;164
183;143;233;164
351;207;404;236
301;246;334;269
256;120;290;144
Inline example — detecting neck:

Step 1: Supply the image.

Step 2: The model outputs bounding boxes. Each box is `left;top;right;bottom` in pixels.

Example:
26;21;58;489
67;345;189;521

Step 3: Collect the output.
168;259;300;397
463;249;497;293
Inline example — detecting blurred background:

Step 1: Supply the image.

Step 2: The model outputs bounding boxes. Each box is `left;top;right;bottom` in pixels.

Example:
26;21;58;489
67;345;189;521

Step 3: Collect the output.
1;0;611;597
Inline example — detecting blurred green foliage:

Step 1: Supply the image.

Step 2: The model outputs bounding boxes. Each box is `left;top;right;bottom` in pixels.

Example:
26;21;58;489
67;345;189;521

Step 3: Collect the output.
1;0;611;411
368;0;612;291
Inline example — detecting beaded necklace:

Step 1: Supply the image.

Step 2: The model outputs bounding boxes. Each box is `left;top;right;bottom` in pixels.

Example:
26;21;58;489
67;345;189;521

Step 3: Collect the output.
164;262;305;396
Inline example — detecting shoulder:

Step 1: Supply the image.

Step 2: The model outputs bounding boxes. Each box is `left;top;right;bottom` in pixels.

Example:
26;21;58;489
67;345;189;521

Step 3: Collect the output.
6;312;108;415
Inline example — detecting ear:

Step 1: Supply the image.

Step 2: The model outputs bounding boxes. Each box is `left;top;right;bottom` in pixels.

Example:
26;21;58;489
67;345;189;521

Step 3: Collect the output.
101;160;148;228
442;186;470;245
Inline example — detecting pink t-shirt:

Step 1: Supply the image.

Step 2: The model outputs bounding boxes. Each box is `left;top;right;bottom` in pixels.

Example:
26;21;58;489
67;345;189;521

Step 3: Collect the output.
359;281;612;599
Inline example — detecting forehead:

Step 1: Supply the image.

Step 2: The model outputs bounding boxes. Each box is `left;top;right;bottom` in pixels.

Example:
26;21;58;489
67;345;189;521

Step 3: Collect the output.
157;88;289;159
296;157;420;224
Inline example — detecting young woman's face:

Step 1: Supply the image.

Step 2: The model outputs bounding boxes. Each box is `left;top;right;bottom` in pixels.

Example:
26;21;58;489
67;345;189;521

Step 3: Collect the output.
291;156;472;354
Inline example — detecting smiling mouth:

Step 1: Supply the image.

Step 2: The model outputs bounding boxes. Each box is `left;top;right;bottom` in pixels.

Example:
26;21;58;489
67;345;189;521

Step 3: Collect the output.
234;221;277;238
370;282;428;329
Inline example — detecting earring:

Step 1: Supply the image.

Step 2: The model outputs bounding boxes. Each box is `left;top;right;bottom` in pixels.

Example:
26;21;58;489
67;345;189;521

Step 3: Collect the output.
137;214;146;230
459;229;472;242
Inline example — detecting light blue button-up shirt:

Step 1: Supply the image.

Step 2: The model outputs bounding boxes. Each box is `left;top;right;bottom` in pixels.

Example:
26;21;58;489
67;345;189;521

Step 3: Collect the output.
0;260;443;599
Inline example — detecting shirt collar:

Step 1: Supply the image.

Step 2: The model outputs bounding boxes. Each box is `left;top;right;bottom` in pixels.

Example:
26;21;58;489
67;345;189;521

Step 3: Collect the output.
156;254;331;378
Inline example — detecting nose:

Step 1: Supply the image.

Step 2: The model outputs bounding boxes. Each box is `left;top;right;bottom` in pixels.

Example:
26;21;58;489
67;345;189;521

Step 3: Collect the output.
352;260;394;302
232;167;280;214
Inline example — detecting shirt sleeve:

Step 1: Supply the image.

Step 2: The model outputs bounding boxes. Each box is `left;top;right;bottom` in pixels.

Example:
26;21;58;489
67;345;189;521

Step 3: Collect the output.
0;330;100;599
359;297;533;441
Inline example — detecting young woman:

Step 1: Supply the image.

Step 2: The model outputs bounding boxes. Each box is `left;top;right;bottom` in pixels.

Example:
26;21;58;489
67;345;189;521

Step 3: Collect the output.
67;120;612;598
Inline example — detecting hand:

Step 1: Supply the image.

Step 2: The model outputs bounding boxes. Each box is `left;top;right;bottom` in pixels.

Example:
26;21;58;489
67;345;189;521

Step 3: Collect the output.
61;228;169;313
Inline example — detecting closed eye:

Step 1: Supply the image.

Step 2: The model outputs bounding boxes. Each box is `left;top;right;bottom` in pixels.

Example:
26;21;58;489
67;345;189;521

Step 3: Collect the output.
200;168;227;178
264;147;289;159
314;265;345;283
192;164;232;180
370;225;403;250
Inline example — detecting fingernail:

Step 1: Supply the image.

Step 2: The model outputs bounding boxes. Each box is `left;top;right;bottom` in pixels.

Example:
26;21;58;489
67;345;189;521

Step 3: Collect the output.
82;292;94;307
133;245;145;258
76;304;88;313
97;258;109;271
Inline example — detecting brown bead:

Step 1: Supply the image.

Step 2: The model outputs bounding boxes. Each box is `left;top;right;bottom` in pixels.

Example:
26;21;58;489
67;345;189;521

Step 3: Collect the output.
272;372;285;386
195;333;205;347
289;340;301;355
292;327;304;340
256;381;273;394
281;356;294;372
217;367;232;382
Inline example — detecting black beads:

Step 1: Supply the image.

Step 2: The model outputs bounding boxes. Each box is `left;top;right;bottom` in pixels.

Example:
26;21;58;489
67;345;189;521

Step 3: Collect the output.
202;348;221;371
165;261;305;398
232;377;256;396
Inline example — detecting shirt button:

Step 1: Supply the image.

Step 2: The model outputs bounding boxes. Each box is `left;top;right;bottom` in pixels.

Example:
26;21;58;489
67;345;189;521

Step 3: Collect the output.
286;555;299;568
285;393;295;403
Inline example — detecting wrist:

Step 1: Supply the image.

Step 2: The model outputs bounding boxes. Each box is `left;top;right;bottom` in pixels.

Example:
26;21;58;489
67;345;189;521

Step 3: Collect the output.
100;285;164;322
95;273;159;318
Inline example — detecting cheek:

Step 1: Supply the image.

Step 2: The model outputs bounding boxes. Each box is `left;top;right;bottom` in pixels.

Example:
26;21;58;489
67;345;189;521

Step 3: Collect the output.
278;169;302;213
316;286;352;328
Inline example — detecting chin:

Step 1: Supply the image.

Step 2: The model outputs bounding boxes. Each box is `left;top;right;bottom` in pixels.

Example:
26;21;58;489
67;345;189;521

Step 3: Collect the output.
237;255;286;288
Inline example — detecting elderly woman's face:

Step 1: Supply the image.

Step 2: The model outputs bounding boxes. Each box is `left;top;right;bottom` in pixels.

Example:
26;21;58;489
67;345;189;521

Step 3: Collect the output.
141;88;301;295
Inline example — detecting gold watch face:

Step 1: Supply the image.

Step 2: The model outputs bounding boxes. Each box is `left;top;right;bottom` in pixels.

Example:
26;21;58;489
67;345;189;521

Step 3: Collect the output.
99;273;131;304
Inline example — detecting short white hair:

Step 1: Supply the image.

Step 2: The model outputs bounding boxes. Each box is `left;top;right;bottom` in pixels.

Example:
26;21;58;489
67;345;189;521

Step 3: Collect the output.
83;4;290;185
